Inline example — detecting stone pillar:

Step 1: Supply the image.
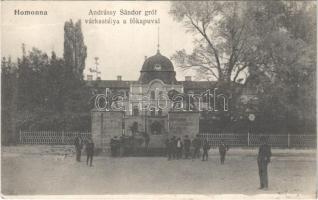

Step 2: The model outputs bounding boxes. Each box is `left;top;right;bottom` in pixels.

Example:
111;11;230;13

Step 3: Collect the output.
91;110;124;150
91;110;103;149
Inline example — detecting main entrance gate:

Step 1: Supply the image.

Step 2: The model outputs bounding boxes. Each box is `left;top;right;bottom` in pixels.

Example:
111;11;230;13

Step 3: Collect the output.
91;110;200;152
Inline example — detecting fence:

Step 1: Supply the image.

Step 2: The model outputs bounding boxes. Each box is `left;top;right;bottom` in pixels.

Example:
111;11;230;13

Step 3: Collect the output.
19;130;91;145
199;133;316;148
19;131;316;148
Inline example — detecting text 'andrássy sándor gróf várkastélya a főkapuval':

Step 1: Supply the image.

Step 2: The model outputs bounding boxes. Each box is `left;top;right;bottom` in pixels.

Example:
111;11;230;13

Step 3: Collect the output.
86;9;160;25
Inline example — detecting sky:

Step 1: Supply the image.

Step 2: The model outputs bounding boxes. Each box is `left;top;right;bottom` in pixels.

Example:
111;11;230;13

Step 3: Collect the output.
1;1;196;81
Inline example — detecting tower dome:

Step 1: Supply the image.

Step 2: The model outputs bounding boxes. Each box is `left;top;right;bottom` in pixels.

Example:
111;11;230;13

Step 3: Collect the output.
141;50;174;72
138;50;177;84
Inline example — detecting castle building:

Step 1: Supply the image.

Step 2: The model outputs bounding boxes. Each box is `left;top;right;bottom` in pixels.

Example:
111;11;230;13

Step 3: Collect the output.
88;49;253;150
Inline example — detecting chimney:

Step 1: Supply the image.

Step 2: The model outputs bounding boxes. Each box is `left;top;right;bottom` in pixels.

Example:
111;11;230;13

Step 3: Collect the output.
87;75;93;81
117;75;122;81
185;76;192;81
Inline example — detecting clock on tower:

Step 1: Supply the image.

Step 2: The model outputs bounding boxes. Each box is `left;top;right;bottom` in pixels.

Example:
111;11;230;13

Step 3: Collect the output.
154;64;162;71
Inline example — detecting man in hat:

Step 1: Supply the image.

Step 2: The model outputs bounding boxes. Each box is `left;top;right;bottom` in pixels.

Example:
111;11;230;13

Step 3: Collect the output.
202;138;210;161
165;138;171;160
110;137;116;157
86;137;95;167
113;136;120;157
171;136;177;159
74;134;83;162
183;135;191;159
219;140;229;164
257;136;272;189
144;132;150;151
176;137;183;159
192;134;201;160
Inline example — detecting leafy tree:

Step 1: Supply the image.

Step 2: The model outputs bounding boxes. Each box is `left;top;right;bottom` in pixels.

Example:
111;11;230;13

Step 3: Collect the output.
3;19;91;138
1;57;18;144
245;1;316;134
17;47;49;111
14;46;90;131
170;1;316;134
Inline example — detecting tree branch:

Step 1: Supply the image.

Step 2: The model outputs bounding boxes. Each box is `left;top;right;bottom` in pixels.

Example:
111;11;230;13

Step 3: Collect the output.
185;14;223;79
233;64;248;82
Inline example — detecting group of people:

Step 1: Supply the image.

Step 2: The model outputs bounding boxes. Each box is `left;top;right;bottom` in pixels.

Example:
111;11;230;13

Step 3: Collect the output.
74;135;95;167
165;134;229;163
75;133;272;190
109;133;151;157
165;134;272;190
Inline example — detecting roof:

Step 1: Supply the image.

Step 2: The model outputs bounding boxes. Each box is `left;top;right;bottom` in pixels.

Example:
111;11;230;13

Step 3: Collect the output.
86;80;247;94
87;80;218;90
181;81;218;89
86;80;135;89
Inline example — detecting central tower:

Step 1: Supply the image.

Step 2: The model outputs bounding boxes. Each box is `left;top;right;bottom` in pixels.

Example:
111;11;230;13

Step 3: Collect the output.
138;50;177;84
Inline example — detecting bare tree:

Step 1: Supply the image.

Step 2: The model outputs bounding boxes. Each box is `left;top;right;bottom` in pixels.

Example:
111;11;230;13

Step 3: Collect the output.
170;1;259;84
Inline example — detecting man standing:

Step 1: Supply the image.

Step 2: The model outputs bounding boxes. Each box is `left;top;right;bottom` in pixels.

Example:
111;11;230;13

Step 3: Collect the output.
176;137;183;159
183;135;191;159
113;136;119;157
86;137;95;167
257;136;272;189
74;134;83;162
171;136;177;159
110;137;115;157
144;133;150;152
219;140;229;164
192;134;201;160
165;138;172;160
202;138;210;161
119;136;125;157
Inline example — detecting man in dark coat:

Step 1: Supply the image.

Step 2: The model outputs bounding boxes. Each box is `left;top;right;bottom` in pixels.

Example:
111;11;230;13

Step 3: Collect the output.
86;138;95;167
165;138;169;154
171;136;177;159
166;138;172;160
74;134;83;162
144;133;150;152
110;137;115;157
257;136;272;189
183;135;191;159
176;137;183;159
192;135;201;160
202;138;210;161
119;136;125;157
113;136;119;157
219;140;229;164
